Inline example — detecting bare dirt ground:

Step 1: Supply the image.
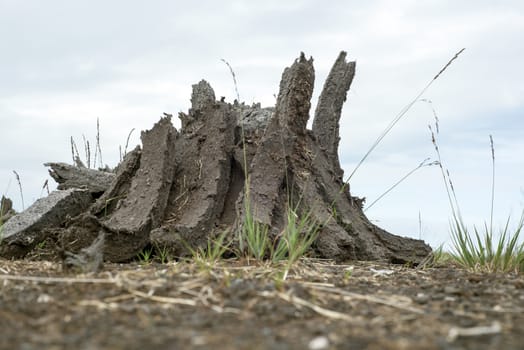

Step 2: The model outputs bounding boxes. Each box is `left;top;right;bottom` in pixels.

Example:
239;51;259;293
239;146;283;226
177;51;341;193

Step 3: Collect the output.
1;255;523;350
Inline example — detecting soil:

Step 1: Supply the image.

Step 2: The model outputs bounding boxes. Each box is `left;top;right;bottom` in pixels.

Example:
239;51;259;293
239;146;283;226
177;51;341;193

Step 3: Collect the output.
1;254;523;350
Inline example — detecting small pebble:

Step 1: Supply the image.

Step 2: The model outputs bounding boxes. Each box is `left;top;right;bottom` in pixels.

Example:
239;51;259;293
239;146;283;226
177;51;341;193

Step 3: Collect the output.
308;336;329;350
37;294;53;303
444;286;461;294
414;293;429;304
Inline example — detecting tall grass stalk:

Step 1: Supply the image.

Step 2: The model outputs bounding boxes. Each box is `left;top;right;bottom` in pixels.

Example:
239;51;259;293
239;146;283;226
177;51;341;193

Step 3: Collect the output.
346;48;465;183
71;137;80;165
95;118;103;169
489;135;495;234
82;135;91;168
429;124;458;217
220;58;240;102
120;128;136;162
365;158;438;212
12;170;24;211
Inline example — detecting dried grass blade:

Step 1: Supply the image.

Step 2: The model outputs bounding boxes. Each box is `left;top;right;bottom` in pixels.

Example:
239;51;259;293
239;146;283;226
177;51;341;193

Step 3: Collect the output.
259;290;360;323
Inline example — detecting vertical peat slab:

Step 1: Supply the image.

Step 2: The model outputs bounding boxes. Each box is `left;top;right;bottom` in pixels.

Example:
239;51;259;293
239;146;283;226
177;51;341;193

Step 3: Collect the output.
90;146;142;217
150;81;236;257
101;116;177;261
242;53;315;226
312;51;356;180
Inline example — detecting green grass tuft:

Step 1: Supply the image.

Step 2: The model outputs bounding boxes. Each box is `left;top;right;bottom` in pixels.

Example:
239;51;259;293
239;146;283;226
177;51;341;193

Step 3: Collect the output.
154;244;171;264
430;125;524;273
450;213;524;273
240;193;320;264
271;207;319;264
189;230;232;270
272;206;320;280
137;247;153;264
240;196;271;261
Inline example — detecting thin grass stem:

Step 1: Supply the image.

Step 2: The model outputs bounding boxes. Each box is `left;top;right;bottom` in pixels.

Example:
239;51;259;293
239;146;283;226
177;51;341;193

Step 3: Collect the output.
346;48;465;183
12;170;24;210
489;135;495;235
96;117;103;168
220;58;240;102
123;128;135;158
365;158;437;212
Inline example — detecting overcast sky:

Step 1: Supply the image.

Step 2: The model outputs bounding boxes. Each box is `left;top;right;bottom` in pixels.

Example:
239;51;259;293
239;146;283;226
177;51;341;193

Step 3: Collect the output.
1;1;523;248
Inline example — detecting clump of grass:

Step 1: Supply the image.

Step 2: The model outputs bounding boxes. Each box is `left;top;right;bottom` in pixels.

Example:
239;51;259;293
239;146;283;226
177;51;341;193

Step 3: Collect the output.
154;244;171;264
189;230;232;270
418;244;456;268
271;207;319;264
240;195;270;261
430;124;524;273
431;245;452;265
183;230;232;272
137;247;153;264
240;194;320;277
450;214;524;272
271;206;320;279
